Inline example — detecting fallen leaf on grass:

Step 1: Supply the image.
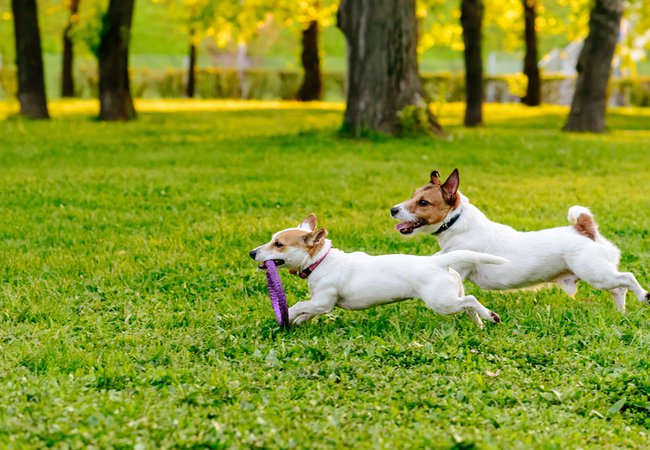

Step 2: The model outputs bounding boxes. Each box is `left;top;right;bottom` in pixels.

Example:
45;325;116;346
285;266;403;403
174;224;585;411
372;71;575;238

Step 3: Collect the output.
607;398;626;416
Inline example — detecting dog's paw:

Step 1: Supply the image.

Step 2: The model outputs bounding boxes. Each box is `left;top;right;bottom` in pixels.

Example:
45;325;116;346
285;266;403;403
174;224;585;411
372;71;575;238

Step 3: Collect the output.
490;311;501;324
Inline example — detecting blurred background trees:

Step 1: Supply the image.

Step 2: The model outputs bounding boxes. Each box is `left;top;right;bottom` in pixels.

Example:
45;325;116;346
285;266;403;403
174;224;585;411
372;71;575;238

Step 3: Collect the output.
1;0;649;130
337;0;443;136
11;0;49;118
98;0;136;121
565;0;624;132
157;0;221;98
275;0;337;101
522;0;541;106
460;0;484;126
61;0;80;97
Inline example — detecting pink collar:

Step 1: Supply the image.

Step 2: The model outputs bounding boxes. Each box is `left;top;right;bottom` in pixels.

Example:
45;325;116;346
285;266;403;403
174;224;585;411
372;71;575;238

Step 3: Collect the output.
296;242;331;279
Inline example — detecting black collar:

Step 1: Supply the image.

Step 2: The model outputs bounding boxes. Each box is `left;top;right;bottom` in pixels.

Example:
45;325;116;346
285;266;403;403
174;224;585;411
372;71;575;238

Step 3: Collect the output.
432;211;461;236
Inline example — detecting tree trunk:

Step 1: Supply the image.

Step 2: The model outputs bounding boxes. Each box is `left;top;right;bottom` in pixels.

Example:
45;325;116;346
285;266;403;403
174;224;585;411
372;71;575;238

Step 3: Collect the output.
564;0;623;132
186;28;197;98
337;0;443;137
297;20;322;101
523;0;541;106
98;0;136;121
61;0;81;97
11;0;49;119
460;0;484;127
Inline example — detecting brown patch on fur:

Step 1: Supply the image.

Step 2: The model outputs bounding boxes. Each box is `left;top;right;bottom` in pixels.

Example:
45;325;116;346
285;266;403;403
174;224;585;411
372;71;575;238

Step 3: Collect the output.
404;183;459;226
449;193;461;209
266;228;328;257
397;169;461;229
574;214;597;241
305;229;328;256
263;229;309;255
300;213;317;231
307;239;326;257
276;229;309;245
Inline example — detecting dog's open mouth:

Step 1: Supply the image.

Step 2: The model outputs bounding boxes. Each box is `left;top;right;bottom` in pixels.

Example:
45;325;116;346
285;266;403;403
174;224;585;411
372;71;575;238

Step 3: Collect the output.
258;259;285;269
395;219;425;235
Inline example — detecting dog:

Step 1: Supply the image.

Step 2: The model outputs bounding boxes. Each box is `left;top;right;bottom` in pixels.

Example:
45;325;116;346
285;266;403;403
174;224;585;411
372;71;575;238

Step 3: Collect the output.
390;168;649;311
249;214;508;327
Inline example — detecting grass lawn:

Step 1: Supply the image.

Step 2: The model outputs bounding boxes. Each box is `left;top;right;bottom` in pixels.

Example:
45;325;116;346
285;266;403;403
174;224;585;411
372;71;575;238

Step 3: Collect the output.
1;100;649;448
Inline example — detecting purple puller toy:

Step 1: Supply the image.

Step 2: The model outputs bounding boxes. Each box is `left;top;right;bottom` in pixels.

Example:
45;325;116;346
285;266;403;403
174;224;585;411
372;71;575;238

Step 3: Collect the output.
263;260;290;328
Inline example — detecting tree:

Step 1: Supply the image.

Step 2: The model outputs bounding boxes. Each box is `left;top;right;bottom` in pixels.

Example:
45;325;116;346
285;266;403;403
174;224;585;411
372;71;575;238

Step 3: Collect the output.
460;0;484;126
337;0;443;137
61;0;81;97
297;18;321;101
296;1;337;101
522;0;541;105
11;0;49;119
98;0;136;121
273;1;337;101
156;0;222;99
187;26;197;98
564;0;624;132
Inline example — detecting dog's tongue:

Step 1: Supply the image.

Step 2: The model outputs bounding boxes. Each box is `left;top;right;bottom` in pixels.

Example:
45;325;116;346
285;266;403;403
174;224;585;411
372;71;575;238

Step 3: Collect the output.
395;222;411;231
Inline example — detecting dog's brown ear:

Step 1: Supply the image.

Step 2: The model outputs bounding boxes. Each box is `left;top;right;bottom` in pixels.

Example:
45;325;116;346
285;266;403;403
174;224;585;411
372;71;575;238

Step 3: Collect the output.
430;170;441;185
441;168;459;204
298;213;317;231
303;228;328;246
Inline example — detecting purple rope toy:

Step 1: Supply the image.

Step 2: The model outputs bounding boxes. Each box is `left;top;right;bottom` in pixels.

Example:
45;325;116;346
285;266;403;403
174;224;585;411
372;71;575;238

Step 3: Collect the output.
264;260;290;328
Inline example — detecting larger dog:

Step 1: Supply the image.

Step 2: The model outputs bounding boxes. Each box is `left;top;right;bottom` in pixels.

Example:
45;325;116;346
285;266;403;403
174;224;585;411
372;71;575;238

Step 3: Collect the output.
390;169;649;311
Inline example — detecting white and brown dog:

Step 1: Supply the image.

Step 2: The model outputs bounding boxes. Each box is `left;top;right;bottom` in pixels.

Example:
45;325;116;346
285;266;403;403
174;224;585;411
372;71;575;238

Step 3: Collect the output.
391;169;649;311
250;214;508;327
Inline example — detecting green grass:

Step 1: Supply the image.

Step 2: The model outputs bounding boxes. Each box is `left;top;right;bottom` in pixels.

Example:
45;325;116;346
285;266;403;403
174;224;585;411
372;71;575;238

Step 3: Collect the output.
1;100;650;448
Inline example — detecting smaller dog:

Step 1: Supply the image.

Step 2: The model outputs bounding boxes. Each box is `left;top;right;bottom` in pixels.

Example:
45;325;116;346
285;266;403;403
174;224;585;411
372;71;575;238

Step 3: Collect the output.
391;168;650;311
250;214;508;327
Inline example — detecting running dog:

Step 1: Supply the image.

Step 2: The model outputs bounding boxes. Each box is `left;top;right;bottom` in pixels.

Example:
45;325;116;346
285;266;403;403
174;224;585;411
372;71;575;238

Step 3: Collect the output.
250;214;508;326
390;168;649;311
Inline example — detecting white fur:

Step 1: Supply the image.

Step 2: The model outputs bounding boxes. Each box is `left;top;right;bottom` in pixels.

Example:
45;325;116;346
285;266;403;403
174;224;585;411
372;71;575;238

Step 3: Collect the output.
252;224;508;327
393;193;648;312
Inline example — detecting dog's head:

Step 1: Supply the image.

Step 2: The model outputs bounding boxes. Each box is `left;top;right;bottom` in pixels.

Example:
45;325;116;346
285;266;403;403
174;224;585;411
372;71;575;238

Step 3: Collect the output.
249;213;329;270
390;168;461;235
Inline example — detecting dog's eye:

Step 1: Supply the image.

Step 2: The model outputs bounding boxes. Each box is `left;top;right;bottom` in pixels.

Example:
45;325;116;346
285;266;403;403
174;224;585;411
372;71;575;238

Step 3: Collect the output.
274;241;284;248
418;199;429;207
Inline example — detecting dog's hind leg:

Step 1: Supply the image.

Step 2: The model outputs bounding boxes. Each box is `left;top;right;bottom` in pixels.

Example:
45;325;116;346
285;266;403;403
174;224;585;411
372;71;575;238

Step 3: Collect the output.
421;293;500;327
460;295;501;324
445;267;484;327
449;267;484;326
569;262;648;307
555;273;579;297
608;272;648;303
609;287;627;312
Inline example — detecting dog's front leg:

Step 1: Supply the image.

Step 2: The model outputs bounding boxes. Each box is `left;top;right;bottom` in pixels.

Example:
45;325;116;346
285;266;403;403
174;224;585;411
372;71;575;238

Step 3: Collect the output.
289;289;337;326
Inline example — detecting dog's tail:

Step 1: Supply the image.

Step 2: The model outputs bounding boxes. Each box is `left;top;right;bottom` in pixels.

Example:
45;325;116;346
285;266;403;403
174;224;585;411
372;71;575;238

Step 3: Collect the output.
434;250;509;271
567;206;598;241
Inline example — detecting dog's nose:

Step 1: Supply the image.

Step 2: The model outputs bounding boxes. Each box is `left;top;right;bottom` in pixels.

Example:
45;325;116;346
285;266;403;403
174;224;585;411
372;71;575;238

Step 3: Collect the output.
249;249;257;260
390;207;400;217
